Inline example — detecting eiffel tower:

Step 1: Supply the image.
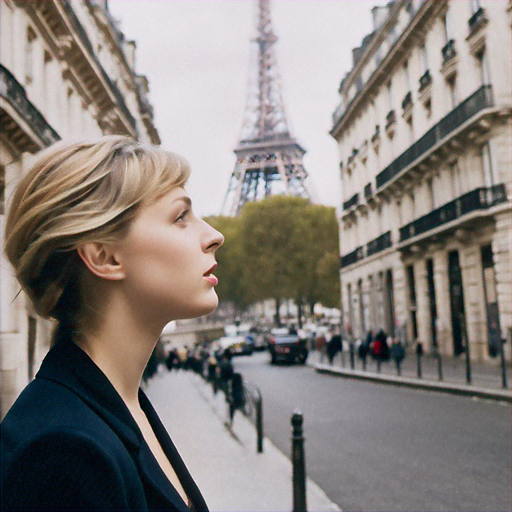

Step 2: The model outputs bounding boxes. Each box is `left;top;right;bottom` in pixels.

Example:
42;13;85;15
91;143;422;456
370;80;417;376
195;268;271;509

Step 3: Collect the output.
222;0;311;216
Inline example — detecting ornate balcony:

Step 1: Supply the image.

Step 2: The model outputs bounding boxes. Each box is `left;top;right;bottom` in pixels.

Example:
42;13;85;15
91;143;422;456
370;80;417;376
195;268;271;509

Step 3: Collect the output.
343;192;359;211
399;184;507;243
468;7;487;34
419;70;432;92
376;85;494;189
0;64;60;149
364;182;373;200
401;91;412;111
367;231;392;257
441;39;457;63
341;246;365;269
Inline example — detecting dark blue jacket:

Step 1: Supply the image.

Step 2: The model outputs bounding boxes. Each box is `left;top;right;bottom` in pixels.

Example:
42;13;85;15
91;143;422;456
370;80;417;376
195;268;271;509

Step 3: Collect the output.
1;341;208;511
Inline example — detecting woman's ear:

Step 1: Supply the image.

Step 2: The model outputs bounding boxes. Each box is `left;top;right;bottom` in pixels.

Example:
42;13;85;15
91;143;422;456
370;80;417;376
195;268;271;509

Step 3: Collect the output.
77;242;125;281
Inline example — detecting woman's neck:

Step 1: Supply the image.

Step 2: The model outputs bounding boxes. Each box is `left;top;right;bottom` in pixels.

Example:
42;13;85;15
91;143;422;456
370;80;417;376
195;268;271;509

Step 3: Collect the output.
76;310;164;409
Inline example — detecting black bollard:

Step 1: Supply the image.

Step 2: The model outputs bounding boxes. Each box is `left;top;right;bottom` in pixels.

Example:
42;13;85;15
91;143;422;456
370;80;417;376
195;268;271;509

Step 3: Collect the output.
416;342;423;379
291;411;307;512
436;350;443;382
349;343;355;370
256;392;264;453
499;336;508;389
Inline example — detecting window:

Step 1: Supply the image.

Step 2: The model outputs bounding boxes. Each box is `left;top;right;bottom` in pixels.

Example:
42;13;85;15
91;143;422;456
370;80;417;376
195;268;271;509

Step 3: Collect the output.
442;14;450;43
476;49;490;86
427;178;435;210
404;60;411;90
386;80;393;110
481;143;496;187
450;160;462;197
25;27;37;85
447;76;458;108
420;44;429;72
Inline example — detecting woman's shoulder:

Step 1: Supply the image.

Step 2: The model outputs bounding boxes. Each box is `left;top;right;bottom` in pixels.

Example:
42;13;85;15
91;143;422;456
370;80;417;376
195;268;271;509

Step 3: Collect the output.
1;377;128;457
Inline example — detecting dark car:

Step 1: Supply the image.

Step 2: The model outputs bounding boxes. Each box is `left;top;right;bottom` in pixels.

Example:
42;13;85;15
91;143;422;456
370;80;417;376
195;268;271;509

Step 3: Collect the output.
268;329;308;364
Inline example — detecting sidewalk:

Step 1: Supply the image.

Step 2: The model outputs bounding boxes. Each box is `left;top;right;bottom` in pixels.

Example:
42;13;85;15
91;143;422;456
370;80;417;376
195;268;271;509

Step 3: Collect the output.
145;369;341;512
309;349;512;402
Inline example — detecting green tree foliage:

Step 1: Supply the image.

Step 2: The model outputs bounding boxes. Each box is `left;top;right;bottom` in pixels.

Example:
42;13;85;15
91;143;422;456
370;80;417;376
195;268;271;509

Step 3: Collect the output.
204;196;340;324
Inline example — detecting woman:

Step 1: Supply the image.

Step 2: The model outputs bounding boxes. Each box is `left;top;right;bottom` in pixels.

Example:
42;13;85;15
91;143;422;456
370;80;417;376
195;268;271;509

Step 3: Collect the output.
1;136;224;511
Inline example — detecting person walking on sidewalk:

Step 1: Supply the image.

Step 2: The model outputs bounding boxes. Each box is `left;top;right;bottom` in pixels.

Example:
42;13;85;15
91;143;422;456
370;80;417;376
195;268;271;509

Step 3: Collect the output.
1;136;224;511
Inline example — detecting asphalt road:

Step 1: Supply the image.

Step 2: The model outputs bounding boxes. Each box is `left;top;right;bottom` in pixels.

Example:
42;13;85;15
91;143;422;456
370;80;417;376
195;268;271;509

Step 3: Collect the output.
232;351;511;512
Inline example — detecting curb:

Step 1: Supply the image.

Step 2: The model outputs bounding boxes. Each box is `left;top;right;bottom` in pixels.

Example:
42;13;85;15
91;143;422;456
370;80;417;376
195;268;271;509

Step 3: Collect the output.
313;363;512;402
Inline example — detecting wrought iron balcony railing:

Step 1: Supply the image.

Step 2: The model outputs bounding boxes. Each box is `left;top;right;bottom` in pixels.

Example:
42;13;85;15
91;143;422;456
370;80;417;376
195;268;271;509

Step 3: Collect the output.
441;39;457;63
401;91;412;111
0;64;60;146
399;184;507;243
341;246;365;269
343;192;359;211
364;182;373;200
367;231;392;257
376;85;494;189
419;70;432;91
469;7;487;34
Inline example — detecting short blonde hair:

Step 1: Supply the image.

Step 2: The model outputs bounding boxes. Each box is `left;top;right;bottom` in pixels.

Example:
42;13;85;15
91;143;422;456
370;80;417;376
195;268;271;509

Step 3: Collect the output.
4;135;190;329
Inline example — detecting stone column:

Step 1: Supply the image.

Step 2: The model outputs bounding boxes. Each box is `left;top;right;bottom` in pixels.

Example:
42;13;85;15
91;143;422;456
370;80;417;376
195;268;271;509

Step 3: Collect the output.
415;258;431;352
459;243;487;361
492;211;512;362
433;250;452;357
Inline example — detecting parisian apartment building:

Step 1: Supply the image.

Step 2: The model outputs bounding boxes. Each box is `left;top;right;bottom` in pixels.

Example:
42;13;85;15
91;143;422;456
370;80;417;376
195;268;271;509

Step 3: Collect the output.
331;0;511;363
0;0;160;418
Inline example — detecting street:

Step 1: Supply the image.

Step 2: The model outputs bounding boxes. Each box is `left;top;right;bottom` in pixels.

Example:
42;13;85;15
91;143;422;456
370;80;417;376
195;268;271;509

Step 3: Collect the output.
232;351;511;512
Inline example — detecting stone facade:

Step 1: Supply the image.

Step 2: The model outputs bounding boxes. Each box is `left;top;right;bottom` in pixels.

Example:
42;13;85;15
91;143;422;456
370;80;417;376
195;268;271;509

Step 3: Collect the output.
331;0;511;362
0;0;160;418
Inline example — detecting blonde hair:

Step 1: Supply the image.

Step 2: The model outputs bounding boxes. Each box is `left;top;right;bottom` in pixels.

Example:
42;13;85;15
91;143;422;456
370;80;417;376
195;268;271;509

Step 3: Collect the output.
4;135;190;340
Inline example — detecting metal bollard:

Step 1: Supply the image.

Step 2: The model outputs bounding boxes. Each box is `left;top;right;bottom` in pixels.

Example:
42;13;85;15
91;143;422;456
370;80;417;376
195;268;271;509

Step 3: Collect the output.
436;351;443;382
416;342;423;379
256;392;264;453
291;411;307;512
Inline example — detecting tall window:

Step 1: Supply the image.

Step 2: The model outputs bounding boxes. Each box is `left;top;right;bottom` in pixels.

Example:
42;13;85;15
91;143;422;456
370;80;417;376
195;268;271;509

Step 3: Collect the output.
450;160;462;197
442;14;450;43
427;178;436;210
447;76;458;108
476;49;490;86
386;80;393;110
420;43;429;72
25;27;36;85
404;59;411;91
481;143;496;187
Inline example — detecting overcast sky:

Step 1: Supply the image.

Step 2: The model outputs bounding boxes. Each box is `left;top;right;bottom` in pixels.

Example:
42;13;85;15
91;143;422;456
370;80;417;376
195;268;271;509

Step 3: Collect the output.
108;0;384;217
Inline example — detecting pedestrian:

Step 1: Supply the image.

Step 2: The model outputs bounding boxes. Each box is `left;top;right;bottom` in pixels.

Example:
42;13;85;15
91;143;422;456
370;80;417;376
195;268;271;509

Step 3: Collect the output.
1;136;224;510
327;331;342;365
373;329;390;371
390;338;406;376
358;331;372;370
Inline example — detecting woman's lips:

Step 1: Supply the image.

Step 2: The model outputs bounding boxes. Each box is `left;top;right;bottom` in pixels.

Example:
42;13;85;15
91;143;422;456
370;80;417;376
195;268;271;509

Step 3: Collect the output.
204;263;218;285
204;274;219;286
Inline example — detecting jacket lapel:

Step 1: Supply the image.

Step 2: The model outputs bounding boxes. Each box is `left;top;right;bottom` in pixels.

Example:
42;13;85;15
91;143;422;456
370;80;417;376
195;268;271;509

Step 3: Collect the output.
139;390;209;512
36;342;208;511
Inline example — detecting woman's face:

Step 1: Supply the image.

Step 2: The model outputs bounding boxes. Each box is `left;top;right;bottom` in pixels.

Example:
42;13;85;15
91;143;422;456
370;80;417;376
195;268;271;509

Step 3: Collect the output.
116;187;224;323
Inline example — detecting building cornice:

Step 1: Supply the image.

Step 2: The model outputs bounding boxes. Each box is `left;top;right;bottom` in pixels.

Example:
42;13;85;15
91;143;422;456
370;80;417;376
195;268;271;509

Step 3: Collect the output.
331;0;447;139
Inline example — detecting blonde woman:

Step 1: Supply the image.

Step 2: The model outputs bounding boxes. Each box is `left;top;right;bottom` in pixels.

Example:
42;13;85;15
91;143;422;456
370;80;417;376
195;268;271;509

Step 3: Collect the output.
1;136;224;511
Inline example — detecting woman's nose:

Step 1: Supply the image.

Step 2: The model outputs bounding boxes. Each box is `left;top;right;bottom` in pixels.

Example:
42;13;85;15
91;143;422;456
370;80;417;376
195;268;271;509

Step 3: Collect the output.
204;222;224;252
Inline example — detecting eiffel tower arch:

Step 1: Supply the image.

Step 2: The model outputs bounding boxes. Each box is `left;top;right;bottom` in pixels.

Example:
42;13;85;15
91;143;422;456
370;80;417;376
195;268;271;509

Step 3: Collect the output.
222;0;312;216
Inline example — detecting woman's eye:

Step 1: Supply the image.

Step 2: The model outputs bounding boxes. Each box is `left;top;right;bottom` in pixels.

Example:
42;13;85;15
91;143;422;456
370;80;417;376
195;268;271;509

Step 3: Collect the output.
176;209;190;222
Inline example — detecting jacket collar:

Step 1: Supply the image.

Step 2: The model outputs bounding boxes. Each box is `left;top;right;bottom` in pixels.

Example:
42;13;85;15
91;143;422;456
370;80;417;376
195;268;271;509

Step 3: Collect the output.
36;341;208;511
36;340;143;451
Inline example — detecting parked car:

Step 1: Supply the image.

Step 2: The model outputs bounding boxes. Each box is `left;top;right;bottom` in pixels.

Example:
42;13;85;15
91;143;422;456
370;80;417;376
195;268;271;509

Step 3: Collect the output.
268;329;308;364
218;333;254;356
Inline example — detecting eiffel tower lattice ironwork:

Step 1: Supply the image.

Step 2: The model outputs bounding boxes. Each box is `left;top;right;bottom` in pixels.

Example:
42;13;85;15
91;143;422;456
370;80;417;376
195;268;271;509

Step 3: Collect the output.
222;0;311;216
